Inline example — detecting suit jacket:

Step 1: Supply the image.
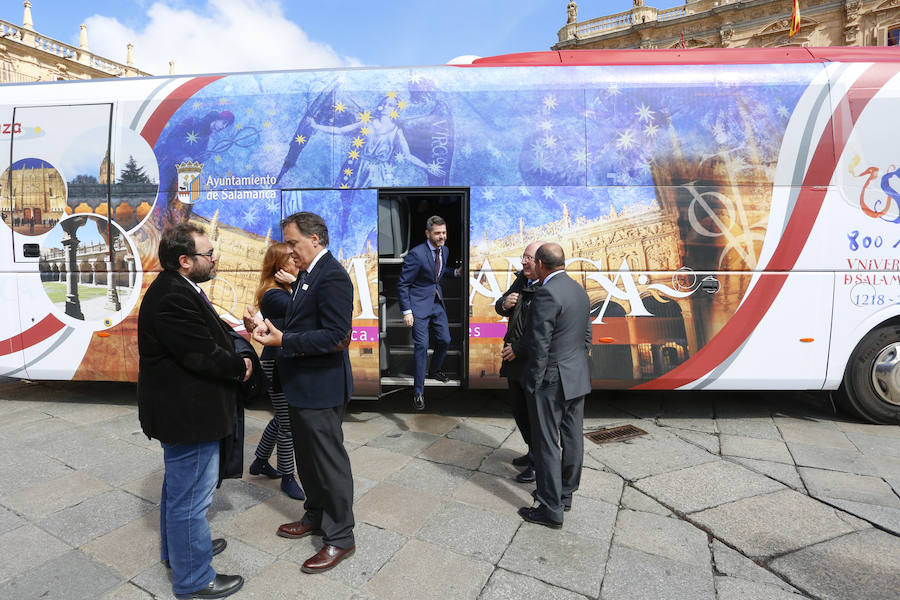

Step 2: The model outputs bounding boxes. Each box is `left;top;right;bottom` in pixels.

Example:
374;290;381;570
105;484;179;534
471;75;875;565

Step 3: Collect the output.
397;241;456;318
137;270;254;444
523;272;592;400
496;271;539;379
276;251;354;409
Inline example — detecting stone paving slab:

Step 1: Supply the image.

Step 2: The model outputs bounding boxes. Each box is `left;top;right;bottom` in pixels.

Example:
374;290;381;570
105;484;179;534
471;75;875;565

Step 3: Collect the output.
81;512;160;579
398;413;462;436
353;481;442;536
417;500;520;563
562;496;618;539
729;457;805;490
689;489;869;559
320;521;406;589
786;442;879;476
387;457;471;496
0;506;24;535
0;549;122;600
716;417;782;441
478;446;526;479
417;436;493;470
347;445;412;481
0;523;72;582
600;544;714;600
37;489;156;547
367;429;440;455
361;538;493;600
720;434;794;464
446;421;512;448
798;467;900;509
820;496;900;535
450;471;534;516
711;539;798;592
2;471;112;520
480;568;589;600
769;529;900;600
573;467;624;506
587;430;717;481
775;420;856;450
668;427;720;454
99;582;154;600
635;459;784;513
619;486;672;516
236;559;354;599
499;524;610;598
613;509;710;568
0;446;73;497
714;576;808;600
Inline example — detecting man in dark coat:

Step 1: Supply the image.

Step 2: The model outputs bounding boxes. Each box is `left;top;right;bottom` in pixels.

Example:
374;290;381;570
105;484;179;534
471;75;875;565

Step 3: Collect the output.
518;243;592;529
496;240;544;483
138;222;253;599
250;211;356;574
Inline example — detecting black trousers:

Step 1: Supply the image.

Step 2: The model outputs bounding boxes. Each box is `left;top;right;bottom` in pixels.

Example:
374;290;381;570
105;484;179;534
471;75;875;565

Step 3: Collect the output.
506;377;533;459
527;381;585;522
288;404;355;549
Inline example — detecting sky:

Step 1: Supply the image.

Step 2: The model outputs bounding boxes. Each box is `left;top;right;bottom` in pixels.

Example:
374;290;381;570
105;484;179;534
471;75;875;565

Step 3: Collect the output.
9;0;682;75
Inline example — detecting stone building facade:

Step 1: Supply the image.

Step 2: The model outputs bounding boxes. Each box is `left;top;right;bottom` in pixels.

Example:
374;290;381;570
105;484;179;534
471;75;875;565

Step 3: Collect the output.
554;0;900;50
0;1;150;84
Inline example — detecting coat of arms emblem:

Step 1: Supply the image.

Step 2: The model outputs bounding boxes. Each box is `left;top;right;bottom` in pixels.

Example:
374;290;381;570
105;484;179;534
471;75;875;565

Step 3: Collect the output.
175;161;203;204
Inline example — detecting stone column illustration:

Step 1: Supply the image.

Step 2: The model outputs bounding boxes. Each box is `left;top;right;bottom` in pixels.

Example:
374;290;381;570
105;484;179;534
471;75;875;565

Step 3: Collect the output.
61;216;87;319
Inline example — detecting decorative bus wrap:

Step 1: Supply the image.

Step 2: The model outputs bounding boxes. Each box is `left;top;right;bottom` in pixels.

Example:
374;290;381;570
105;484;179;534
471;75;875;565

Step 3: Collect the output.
1;48;898;422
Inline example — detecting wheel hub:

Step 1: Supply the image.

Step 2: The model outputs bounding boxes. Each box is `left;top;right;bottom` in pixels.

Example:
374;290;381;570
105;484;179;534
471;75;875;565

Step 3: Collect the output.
871;342;900;407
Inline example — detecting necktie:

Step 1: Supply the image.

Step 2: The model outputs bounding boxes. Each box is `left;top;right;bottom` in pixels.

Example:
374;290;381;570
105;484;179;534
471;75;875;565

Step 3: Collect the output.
293;271;308;298
198;287;214;308
434;247;441;280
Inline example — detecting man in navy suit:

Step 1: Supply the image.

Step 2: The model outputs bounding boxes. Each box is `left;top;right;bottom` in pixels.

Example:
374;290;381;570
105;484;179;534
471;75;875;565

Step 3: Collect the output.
397;215;459;410
251;212;355;574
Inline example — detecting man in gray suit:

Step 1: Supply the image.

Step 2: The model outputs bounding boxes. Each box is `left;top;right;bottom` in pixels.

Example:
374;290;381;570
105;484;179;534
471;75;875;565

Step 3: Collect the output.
518;242;591;529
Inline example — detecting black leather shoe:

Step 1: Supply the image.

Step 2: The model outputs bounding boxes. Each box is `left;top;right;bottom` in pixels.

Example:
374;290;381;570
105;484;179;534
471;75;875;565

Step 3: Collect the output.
514;466;536;483
428;371;450;383
174;574;243;599
413;393;425;411
164;538;227;568
511;453;531;467
249;458;280;478
518;505;562;529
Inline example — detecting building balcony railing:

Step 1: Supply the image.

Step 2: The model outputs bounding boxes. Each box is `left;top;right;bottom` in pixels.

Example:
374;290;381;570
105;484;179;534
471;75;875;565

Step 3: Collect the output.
657;6;687;22
563;5;689;42
0;19;150;78
576;10;635;37
0;70;39;83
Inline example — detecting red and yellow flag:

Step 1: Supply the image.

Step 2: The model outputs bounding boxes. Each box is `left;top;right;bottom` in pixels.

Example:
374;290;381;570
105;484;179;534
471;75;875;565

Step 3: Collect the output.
789;0;801;37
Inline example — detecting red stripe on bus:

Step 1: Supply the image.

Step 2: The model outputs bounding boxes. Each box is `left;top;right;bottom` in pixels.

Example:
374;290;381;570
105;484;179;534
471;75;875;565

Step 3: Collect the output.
0;314;65;356
140;76;226;146
635;62;899;390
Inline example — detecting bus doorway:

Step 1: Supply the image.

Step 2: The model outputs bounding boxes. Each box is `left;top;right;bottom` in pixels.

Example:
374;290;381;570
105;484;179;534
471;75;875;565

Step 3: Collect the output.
377;189;468;393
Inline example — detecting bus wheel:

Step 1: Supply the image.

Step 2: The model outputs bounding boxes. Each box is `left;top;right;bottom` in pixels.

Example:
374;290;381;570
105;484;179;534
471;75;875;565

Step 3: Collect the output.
840;324;900;425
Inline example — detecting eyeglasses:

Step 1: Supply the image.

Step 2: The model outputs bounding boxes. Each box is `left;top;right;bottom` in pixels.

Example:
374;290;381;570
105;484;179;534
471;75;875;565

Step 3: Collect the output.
521;254;535;263
192;249;216;259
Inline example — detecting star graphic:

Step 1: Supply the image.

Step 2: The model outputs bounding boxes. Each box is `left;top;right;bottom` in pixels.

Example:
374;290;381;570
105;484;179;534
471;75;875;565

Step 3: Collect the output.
483;189;496;201
358;110;372;124
635;103;655;122
295;134;306;145
348;149;360;160
409;73;423;84
262;121;272;129
344;168;354;177
387;90;398;99
186;131;199;144
644;123;659;138
243;207;259;226
245;107;254;115
334;102;347;113
519;186;531;196
266;198;279;213
235;123;243;130
572;149;589;167
193;101;203;109
542;135;558;149
339;183;349;189
397;100;408;110
777;104;790;118
615;130;637;150
543;94;558;111
214;155;222;163
389;109;399;120
352;136;365;148
361;126;371;136
608;82;621;97
540;120;553;132
34;126;42;134
542;186;555;199
711;123;727;143
218;98;227;105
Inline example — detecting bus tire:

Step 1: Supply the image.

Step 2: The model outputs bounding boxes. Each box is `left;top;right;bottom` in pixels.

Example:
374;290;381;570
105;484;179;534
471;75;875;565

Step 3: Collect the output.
839;324;900;425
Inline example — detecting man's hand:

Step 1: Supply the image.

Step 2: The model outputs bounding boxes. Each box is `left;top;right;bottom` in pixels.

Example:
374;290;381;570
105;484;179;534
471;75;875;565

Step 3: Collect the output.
242;357;253;382
329;330;352;352
403;313;414;327
252;318;283;347
501;343;516;362
243;307;262;335
502;293;519;311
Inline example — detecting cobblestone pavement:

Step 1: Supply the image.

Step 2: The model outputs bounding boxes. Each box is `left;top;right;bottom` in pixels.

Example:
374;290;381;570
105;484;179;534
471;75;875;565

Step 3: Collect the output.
1;380;899;600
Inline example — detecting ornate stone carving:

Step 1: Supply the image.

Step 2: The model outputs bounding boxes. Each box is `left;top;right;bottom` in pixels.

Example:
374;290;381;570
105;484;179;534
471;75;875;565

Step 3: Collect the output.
720;26;734;44
567;1;578;24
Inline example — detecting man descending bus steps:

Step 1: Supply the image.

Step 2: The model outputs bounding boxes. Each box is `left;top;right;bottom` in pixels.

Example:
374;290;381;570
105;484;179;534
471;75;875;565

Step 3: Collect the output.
497;240;546;484
518;243;592;529
137;223;254;599
397;215;460;410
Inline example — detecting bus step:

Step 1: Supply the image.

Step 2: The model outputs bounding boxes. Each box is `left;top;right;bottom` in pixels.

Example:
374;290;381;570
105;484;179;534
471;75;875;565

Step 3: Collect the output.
380;376;462;387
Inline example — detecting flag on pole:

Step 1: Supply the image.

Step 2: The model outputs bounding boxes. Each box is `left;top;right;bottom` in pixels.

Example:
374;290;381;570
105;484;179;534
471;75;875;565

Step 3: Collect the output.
789;0;800;37
681;31;686;48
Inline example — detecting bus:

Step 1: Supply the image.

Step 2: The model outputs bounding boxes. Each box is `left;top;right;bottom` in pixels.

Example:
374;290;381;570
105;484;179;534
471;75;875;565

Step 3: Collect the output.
1;47;899;424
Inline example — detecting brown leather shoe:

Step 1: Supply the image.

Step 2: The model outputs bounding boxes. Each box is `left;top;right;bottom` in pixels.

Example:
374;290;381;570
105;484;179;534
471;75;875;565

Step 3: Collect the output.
301;544;355;573
276;521;323;539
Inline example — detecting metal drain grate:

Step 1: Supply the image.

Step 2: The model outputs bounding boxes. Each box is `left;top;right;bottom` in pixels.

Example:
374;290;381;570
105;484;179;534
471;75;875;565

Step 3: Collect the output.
584;424;647;445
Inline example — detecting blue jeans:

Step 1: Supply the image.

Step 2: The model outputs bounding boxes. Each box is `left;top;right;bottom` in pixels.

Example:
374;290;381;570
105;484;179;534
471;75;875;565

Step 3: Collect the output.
160;440;219;595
